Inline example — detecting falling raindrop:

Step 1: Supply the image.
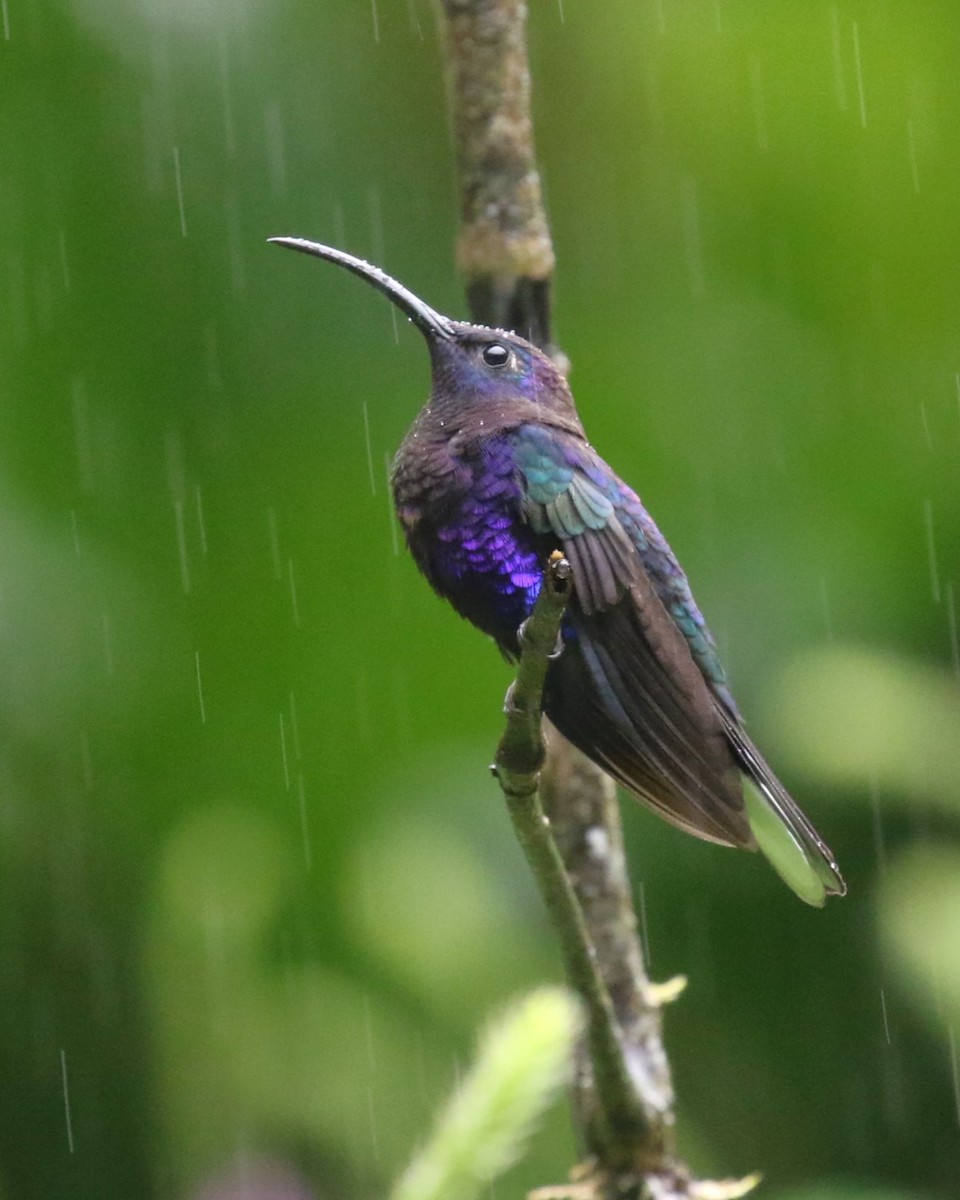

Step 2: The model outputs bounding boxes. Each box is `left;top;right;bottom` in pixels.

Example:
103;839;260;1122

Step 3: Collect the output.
172;145;187;236
362;400;377;495
906;119;920;193
406;0;424;39
920;401;932;451
879;988;891;1046
851;21;867;127
60;1049;75;1154
1;0;9;40
371;0;381;44
637;879;651;970
189;649;206;725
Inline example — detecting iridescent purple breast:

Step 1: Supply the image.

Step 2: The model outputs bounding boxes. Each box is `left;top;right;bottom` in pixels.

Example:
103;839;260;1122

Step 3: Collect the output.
393;432;547;649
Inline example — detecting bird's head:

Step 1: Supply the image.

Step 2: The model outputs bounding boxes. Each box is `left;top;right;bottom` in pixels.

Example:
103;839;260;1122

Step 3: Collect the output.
269;237;577;427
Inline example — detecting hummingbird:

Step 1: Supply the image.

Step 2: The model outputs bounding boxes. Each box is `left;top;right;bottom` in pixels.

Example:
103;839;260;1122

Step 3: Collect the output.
270;237;845;906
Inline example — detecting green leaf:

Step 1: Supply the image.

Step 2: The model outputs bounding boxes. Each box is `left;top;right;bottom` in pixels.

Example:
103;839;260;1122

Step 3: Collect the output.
391;987;582;1200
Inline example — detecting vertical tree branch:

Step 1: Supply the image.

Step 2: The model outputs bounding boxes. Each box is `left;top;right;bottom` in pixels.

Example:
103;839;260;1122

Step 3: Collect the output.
538;725;675;1169
436;0;562;363
435;9;759;1198
435;0;684;1190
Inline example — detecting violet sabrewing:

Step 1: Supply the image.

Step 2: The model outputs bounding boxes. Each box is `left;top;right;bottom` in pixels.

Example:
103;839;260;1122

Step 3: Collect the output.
270;236;845;906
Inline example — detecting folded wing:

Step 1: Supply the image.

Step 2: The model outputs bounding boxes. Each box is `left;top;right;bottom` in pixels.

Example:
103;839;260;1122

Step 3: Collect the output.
513;423;846;901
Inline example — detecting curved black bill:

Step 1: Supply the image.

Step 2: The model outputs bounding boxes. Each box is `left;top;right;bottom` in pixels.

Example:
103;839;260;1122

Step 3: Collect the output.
268;237;456;341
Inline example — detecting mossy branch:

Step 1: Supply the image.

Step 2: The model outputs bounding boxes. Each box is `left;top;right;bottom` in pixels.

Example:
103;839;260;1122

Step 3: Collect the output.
493;555;651;1162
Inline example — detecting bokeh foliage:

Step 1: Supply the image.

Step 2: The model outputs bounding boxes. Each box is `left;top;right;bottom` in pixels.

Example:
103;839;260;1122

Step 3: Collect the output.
1;1;958;1198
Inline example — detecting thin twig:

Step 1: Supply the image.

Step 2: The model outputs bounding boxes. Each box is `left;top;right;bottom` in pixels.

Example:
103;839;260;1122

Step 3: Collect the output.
493;555;649;1160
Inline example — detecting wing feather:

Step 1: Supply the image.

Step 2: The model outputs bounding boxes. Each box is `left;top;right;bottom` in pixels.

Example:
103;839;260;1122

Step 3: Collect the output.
514;424;844;892
546;594;750;846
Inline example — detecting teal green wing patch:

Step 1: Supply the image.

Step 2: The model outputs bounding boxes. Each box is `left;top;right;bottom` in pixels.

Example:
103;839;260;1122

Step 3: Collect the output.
514;427;643;613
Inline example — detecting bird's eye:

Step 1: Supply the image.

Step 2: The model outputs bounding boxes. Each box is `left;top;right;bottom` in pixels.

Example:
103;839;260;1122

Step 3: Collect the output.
482;343;510;368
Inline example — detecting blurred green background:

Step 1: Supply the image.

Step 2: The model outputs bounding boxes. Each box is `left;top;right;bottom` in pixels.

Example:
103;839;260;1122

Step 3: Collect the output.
2;1;959;1197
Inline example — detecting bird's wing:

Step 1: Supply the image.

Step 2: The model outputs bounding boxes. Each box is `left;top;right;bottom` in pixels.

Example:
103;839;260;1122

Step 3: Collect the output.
513;424;751;847
513;424;846;900
514;426;734;697
513;425;643;610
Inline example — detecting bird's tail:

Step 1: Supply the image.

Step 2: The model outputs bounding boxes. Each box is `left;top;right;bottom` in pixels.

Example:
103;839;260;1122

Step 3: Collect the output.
723;715;846;906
